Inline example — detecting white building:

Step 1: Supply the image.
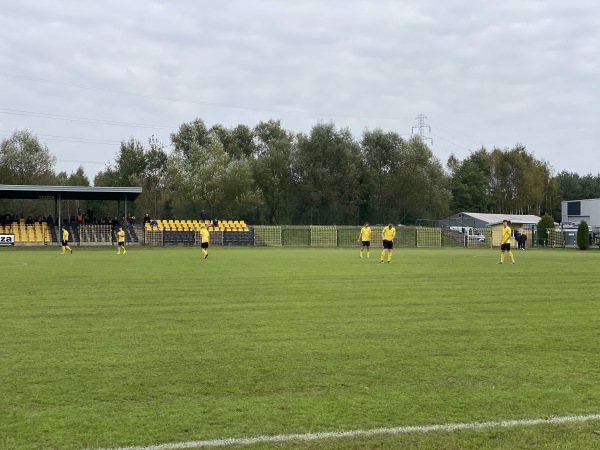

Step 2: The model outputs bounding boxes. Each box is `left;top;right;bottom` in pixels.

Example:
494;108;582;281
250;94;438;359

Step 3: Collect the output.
561;199;600;227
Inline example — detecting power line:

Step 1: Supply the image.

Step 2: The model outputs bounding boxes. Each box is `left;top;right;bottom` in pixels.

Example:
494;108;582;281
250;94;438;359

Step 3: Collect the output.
0;107;177;130
430;133;472;155
0;72;416;121
0;129;121;145
433;125;485;147
58;159;110;165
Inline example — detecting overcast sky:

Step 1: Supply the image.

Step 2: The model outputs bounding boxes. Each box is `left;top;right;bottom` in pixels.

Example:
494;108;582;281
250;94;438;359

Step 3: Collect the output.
1;0;599;183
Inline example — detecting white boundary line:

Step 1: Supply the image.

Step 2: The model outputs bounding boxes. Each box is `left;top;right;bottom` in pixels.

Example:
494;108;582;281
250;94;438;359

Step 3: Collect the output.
93;413;600;450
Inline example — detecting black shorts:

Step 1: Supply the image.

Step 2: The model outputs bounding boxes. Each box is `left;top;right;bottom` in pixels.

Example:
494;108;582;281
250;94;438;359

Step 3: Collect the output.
62;240;68;246
383;240;393;250
361;240;370;247
201;242;209;249
501;243;511;251
118;241;125;247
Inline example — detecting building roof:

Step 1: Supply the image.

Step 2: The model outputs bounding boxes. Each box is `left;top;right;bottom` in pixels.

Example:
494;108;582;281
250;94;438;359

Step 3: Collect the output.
456;212;541;226
0;184;142;201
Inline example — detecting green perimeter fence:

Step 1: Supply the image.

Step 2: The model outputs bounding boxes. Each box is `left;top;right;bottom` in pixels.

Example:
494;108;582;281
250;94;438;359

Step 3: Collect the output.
252;226;481;248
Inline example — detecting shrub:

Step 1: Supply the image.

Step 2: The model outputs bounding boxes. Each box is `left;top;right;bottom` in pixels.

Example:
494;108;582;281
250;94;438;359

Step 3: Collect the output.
577;220;590;250
537;214;555;247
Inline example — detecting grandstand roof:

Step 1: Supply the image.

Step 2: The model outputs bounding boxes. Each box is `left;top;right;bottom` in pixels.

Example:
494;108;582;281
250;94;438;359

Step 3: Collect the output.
463;212;541;225
0;184;142;201
445;212;541;228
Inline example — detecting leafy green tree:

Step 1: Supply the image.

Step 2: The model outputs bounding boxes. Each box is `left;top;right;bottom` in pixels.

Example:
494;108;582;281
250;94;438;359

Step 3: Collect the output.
294;122;363;223
537;213;556;246
487;144;554;215
94;138;147;187
56;165;90;186
251;120;295;223
170;118;211;160
448;150;491;213
396;136;451;222
0;130;56;185
577;220;590;250
95;137;169;219
360;131;450;223
208;123;256;160
0;130;58;216
167;136;226;217
360;128;405;214
132;136;170;219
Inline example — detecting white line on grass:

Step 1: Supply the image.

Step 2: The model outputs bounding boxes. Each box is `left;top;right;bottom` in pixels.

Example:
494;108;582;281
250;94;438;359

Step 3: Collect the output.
93;413;600;450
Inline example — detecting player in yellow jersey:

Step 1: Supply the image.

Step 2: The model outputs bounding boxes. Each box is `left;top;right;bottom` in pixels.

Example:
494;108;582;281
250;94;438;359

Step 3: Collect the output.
381;224;396;263
60;226;73;254
200;225;210;259
499;219;515;264
117;226;126;254
358;222;372;258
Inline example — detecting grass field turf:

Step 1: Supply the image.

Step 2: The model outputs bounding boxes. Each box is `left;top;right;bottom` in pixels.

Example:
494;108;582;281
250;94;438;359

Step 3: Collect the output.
1;246;599;449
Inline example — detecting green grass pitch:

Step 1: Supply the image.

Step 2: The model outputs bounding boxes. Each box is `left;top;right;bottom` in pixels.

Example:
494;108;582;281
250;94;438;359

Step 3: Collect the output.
1;246;600;449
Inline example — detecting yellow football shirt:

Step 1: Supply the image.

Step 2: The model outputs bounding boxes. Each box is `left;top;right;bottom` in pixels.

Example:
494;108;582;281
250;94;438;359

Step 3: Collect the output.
117;230;125;243
62;229;69;241
382;227;396;241
201;228;210;243
501;226;512;244
360;226;372;241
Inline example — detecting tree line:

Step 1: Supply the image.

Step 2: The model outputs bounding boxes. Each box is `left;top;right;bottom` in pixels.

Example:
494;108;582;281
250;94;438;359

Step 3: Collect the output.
1;121;599;225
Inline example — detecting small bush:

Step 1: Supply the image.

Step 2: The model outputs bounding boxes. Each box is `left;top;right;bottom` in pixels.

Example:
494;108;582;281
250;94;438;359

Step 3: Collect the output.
577;221;590;250
537;214;555;246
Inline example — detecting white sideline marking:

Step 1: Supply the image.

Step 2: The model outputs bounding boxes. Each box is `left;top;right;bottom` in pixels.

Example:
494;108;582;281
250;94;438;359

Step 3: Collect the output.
93;413;600;450
0;262;28;268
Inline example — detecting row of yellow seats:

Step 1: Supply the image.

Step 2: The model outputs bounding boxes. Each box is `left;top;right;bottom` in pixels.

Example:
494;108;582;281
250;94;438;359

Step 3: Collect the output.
2;227;48;235
2;223;48;230
155;219;247;226
145;224;250;232
11;234;49;242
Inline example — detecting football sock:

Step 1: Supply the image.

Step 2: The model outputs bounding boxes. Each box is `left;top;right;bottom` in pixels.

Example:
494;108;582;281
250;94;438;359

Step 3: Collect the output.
388;251;392;262
508;251;514;261
500;253;504;262
381;250;385;260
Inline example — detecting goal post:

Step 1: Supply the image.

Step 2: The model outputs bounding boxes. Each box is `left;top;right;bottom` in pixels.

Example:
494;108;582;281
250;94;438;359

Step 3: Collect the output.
253;226;282;247
310;226;337;247
416;227;442;247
